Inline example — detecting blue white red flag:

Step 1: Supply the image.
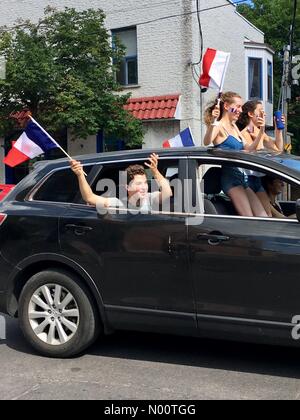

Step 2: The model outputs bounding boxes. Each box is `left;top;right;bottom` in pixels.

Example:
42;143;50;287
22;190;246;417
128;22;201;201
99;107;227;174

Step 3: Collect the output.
3;119;58;167
163;127;195;148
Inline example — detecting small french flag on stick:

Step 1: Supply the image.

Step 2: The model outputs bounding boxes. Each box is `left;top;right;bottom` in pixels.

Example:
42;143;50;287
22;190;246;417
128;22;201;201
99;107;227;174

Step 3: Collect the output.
3;116;74;168
163;127;195;148
199;48;231;91
3;119;58;167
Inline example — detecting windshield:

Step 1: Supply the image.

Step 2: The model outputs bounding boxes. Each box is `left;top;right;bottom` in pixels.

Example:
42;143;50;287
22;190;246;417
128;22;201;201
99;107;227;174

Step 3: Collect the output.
263;154;300;174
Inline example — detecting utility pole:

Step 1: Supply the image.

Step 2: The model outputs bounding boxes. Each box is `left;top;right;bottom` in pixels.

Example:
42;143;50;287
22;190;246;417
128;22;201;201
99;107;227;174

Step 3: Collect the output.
278;45;292;200
281;45;291;146
278;0;298;148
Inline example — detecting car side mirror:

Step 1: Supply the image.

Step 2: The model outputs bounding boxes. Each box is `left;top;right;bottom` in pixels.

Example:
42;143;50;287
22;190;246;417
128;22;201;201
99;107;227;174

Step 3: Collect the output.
296;199;300;222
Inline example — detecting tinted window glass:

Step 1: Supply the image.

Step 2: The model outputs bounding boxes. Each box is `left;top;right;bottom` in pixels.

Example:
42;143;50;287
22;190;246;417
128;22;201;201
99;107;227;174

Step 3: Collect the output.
34;166;92;203
112;28;138;85
249;58;262;100
267;61;273;103
127;57;138;85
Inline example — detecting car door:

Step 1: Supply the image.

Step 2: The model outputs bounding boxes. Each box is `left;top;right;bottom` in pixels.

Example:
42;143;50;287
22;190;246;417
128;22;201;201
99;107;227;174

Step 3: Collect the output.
59;157;197;335
187;157;300;341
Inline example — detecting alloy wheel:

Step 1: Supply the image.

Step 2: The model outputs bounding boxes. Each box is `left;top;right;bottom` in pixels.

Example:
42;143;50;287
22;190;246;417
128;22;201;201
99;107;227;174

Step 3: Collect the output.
28;284;80;345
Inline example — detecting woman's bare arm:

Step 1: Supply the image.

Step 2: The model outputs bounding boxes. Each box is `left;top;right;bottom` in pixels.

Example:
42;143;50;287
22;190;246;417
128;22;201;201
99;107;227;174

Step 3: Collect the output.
203;105;221;146
240;116;266;151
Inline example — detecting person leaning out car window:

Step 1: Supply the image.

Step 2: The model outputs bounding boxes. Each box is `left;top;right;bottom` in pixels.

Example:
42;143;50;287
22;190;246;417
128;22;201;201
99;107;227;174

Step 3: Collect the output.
70;154;173;212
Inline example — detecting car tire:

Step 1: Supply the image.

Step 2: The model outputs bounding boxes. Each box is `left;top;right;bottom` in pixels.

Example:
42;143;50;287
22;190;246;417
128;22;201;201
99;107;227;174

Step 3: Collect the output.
19;269;100;358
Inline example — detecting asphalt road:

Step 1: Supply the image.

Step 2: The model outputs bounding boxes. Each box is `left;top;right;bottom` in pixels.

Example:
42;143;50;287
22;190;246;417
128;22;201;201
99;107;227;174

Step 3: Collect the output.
1;315;300;400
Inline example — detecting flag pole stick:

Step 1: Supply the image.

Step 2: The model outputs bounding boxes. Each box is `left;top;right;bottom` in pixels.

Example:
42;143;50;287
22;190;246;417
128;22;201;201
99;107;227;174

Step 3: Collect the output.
29;116;87;176
211;53;230;126
212;92;222;127
29;116;73;160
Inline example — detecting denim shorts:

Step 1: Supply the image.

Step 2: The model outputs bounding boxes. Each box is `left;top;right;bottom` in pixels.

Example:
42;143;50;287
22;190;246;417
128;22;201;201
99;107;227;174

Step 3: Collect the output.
247;176;265;194
221;167;249;195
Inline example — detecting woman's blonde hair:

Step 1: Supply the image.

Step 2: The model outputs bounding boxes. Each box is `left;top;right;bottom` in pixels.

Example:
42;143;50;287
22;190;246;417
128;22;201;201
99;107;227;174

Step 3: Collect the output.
204;91;242;126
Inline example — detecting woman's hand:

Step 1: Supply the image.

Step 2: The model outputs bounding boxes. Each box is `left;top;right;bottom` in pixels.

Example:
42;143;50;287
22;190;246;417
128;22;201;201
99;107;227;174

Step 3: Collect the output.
257;112;266;132
70;159;84;177
211;105;220;122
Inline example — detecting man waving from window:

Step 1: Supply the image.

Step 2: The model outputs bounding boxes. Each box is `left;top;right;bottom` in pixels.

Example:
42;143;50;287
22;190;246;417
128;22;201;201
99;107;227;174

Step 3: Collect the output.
70;154;172;212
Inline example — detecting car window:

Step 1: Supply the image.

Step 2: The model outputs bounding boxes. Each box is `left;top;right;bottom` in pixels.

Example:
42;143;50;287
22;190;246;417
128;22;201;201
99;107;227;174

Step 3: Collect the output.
90;159;182;213
198;160;299;220
33;166;92;203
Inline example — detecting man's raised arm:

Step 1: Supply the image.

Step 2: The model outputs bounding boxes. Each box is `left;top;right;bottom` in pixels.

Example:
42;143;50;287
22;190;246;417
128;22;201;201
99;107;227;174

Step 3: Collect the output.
145;153;173;203
70;160;108;208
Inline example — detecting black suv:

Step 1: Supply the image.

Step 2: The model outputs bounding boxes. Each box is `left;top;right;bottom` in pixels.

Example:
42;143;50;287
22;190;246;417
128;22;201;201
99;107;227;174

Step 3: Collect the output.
1;148;300;358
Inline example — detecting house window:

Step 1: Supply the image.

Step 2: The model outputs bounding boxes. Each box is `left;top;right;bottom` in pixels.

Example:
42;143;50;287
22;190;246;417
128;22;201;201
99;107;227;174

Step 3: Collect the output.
267;60;273;103
249;58;262;100
113;28;138;86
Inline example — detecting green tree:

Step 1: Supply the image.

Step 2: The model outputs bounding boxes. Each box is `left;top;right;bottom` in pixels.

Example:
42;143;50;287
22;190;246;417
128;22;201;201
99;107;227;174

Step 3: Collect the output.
238;0;300;152
0;7;143;149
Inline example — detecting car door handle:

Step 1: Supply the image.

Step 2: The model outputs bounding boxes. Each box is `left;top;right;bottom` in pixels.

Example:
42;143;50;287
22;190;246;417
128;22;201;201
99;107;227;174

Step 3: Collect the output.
197;233;230;245
65;224;93;236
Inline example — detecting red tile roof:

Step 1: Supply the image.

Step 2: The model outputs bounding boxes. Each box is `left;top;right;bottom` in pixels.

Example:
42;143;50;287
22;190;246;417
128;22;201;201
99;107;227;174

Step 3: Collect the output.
124;94;180;120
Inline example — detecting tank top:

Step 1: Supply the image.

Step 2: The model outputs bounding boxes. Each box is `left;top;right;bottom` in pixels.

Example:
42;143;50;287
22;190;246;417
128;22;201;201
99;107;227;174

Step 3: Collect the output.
214;126;244;151
217;126;264;177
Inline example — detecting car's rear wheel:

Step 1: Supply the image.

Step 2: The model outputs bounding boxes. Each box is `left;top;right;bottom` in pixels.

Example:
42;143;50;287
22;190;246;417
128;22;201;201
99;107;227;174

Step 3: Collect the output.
19;269;100;358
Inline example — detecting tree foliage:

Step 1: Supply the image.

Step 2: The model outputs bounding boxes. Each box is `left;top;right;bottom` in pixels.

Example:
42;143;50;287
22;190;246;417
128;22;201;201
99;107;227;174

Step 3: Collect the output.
0;7;143;148
238;0;300;152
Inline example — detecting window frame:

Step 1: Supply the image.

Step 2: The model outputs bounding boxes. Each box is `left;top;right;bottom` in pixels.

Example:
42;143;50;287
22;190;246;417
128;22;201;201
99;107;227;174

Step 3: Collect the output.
248;57;263;100
191;156;300;223
267;60;273;104
27;157;188;214
112;27;138;86
28;156;300;223
125;55;138;85
86;158;186;214
27;165;94;205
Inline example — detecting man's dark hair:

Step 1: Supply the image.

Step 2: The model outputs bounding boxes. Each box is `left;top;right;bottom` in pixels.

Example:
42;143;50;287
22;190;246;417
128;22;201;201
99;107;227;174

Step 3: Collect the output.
126;164;146;184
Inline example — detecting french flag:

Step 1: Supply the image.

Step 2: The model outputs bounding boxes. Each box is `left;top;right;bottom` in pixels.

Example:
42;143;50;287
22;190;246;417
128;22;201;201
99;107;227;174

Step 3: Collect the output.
163;127;195;148
199;48;231;91
3;119;58;167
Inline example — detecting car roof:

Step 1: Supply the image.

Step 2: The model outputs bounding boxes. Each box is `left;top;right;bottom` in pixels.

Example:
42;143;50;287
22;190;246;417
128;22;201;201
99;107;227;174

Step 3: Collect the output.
4;148;299;205
33;147;279;168
32;148;300;178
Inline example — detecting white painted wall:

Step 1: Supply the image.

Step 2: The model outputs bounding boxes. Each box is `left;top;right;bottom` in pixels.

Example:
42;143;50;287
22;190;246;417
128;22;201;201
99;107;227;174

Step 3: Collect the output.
142;121;181;149
68;133;97;157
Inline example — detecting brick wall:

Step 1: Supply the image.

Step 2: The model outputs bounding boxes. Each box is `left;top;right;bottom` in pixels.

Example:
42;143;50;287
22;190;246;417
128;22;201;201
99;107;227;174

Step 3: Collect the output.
0;1;266;177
